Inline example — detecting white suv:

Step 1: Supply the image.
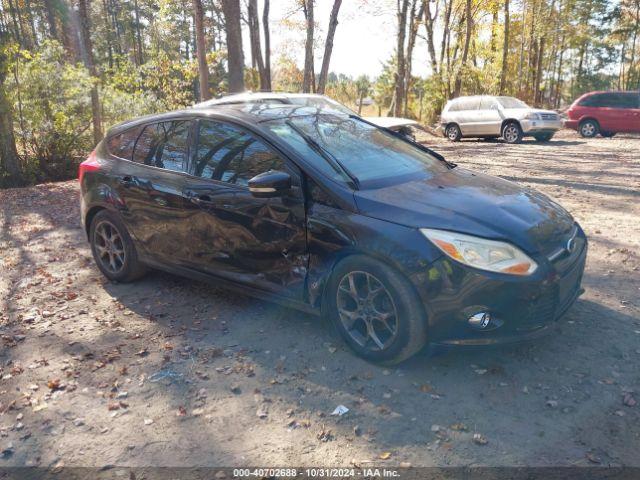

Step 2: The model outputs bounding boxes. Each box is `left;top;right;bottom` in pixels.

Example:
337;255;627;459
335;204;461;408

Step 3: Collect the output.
440;95;563;143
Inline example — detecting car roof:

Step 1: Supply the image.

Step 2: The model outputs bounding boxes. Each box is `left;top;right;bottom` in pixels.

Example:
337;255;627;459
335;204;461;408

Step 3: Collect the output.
193;91;330;108
105;103;349;138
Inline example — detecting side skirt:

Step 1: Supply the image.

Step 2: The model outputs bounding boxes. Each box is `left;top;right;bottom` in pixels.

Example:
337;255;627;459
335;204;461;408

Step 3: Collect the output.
141;258;320;317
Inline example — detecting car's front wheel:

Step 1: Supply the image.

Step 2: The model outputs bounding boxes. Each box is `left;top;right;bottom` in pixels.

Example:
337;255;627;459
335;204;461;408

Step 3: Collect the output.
502;122;523;144
326;255;428;364
90;210;146;282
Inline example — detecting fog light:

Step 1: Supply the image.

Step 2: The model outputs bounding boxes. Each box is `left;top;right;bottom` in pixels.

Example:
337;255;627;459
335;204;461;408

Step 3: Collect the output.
468;312;491;329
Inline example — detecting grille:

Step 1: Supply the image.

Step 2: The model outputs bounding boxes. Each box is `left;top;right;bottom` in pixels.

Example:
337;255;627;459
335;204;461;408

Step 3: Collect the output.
540;113;559;121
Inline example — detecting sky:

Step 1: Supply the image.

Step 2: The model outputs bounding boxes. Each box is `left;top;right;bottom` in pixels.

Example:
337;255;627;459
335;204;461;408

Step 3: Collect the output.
242;0;433;79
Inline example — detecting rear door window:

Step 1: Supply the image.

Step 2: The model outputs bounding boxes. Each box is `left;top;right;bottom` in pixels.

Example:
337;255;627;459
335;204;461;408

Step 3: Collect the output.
457;97;480;111
132;120;192;173
194;120;285;187
107;126;143;160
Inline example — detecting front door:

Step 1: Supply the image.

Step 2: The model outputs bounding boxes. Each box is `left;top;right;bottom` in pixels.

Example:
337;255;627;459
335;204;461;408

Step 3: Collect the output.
182;119;308;300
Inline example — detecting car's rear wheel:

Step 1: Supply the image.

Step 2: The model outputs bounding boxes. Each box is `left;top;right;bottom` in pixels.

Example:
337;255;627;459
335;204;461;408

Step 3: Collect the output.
90;210;146;282
534;133;554;142
326;255;428;364
579;119;599;138
502;122;523;144
445;124;462;142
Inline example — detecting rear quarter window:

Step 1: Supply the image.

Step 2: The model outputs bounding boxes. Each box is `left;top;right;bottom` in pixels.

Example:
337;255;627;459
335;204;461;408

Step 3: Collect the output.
106;126;143;160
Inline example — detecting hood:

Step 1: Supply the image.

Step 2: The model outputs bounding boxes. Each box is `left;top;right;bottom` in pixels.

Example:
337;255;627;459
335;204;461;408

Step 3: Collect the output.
354;168;575;255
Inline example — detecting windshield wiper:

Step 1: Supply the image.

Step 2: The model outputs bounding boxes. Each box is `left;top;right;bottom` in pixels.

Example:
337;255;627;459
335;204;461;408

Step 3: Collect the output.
284;119;360;189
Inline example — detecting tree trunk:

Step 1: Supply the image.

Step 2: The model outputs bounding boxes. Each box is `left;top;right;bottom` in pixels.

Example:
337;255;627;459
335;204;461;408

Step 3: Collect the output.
0;31;22;186
404;0;424;116
534;37;545;106
302;0;315;93
193;0;210;101
394;0;409;116
499;0;509;94
247;0;268;91
77;0;103;145
517;0;527;94
222;0;245;93
626;1;639;90
317;0;342;94
423;0;438;75
133;0;144;64
7;0;25;48
262;0;271;90
44;0;59;39
453;0;472;97
60;0;81;62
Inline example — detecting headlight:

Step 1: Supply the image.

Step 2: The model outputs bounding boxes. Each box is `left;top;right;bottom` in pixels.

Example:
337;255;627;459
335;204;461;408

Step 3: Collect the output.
420;228;538;275
524;112;540;120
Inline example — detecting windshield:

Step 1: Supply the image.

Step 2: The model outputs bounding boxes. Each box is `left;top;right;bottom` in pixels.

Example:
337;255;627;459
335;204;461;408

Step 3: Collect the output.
265;113;448;189
496;96;529;109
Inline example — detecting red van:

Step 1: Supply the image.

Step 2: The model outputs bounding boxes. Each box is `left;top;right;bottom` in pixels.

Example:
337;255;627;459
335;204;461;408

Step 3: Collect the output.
565;91;640;137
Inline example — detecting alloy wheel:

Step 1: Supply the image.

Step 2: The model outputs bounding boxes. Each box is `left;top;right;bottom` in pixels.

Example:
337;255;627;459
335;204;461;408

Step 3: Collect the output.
503;125;520;143
447;126;458;140
336;271;398;351
581;122;596;137
94;220;126;274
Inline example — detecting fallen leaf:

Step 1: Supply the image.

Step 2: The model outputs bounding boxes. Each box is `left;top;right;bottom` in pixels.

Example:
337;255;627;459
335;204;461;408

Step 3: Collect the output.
379;452;392;460
47;378;62;391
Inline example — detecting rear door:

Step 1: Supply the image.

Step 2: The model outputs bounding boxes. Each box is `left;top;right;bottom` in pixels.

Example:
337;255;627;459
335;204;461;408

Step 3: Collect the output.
182;119;308;299
457;97;482;135
115;119;194;265
476;96;502;135
617;92;640;132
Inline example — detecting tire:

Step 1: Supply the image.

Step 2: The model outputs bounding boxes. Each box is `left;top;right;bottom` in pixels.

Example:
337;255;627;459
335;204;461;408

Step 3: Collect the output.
325;255;428;365
445;124;462;142
579;119;599;138
534;133;554;142
502;122;523;144
89;210;147;282
600;131;615;138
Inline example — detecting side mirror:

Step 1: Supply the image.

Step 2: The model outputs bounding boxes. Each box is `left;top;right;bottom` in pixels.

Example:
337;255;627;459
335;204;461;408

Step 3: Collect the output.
248;170;292;198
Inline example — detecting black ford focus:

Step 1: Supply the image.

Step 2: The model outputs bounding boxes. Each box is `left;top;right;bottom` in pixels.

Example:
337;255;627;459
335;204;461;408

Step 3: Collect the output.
79;103;587;364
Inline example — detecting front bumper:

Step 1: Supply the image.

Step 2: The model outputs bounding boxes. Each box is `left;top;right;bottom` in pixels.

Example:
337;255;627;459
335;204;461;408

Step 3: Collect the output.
415;228;588;347
520;119;563;134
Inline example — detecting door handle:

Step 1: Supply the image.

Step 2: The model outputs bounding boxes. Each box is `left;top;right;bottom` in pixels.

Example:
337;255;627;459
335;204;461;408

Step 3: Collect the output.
190;194;215;206
119;176;135;187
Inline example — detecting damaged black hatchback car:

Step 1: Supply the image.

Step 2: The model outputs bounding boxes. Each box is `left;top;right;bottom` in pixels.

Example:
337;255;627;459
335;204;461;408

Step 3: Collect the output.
80;103;587;364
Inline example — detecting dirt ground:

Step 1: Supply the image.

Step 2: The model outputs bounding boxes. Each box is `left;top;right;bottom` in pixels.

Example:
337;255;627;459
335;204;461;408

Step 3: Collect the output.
1;129;639;470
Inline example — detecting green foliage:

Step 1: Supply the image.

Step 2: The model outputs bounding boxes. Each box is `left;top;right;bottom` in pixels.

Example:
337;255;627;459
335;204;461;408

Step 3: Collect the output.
9;41;94;181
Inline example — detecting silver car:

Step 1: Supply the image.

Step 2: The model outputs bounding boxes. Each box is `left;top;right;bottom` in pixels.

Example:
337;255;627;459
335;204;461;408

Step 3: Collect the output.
440;95;563;143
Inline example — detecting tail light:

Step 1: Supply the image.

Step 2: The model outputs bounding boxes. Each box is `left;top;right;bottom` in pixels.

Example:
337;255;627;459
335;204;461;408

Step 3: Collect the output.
78;150;100;184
